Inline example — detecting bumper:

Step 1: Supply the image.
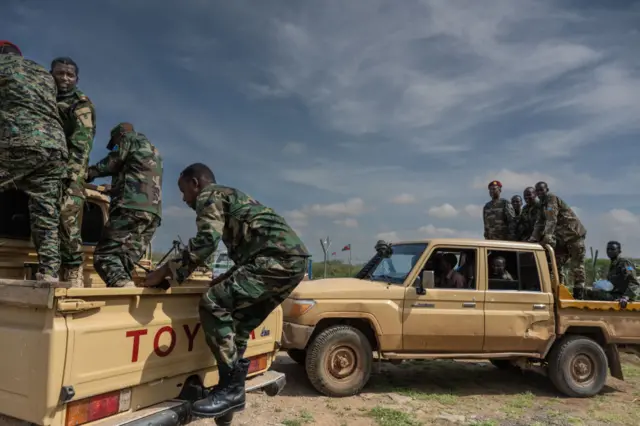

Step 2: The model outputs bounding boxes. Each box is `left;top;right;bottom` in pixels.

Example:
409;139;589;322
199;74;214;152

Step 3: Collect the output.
281;321;315;350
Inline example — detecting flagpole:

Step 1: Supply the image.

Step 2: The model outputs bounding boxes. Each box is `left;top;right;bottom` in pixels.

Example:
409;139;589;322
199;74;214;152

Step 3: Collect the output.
349;246;352;276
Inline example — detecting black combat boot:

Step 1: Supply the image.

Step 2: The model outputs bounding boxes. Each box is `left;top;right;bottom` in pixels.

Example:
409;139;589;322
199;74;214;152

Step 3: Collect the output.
191;358;250;417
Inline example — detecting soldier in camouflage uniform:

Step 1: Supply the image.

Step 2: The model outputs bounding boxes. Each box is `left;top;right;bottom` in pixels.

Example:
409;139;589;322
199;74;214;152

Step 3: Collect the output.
529;182;587;298
0;41;68;281
50;57;96;287
511;195;522;217
590;241;639;302
516;187;542;241
142;163;309;418
86;123;162;288
483;180;516;240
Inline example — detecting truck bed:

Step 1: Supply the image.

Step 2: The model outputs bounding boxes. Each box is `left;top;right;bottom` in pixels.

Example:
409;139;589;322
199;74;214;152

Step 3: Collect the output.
0;279;282;425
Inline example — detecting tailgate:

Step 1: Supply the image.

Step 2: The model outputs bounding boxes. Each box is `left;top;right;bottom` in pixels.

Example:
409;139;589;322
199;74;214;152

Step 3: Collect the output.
0;279;68;424
59;286;281;408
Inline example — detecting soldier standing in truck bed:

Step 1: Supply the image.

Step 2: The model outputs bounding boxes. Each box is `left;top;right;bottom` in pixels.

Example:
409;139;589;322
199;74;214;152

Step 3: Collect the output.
0;41;68;282
483;180;516;240
50;56;96;287
516;187;541;241
86;123;162;288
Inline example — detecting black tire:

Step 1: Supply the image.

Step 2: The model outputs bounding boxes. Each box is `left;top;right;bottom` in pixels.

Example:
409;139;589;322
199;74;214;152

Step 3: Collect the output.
287;348;307;365
305;325;373;397
547;335;608;398
490;359;514;370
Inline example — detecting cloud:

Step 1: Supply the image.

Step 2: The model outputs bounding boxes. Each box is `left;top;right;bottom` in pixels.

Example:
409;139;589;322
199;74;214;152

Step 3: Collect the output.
282;142;306;155
376;231;399;242
334;218;359;228
418;225;480;239
463;204;483;217
164;206;194;218
428;203;458;218
391;193;418;204
303;198;366;217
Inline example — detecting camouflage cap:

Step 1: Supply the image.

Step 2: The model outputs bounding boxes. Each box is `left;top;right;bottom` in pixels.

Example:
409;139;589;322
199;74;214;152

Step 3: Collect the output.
0;40;22;55
488;180;502;189
110;122;134;139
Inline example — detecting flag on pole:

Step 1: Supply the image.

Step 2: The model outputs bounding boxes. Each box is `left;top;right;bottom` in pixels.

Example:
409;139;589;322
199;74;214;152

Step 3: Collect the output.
342;244;351;251
332;252;336;256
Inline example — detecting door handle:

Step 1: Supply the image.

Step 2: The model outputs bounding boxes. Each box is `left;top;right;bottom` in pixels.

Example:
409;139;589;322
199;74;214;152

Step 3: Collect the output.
533;304;546;310
413;302;435;308
462;302;476;308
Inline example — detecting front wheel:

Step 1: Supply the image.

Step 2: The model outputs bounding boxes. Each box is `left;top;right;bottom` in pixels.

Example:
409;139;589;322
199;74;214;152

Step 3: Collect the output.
547;335;608;398
305;325;373;397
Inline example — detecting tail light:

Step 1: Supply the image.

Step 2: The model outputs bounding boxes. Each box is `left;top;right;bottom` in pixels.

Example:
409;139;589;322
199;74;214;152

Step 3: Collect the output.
247;354;268;374
65;388;131;426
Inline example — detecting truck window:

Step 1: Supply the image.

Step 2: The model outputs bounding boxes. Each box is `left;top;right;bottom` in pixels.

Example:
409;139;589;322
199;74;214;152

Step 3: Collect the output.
370;243;427;285
0;188;104;245
421;247;477;290
487;250;541;292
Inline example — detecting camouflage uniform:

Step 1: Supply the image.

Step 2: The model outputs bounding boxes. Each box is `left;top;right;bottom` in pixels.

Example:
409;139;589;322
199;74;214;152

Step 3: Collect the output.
57;88;96;283
483;198;516;240
0;54;68;279
89;130;162;287
533;192;586;286
166;183;309;376
516;201;542;241
591;258;640;301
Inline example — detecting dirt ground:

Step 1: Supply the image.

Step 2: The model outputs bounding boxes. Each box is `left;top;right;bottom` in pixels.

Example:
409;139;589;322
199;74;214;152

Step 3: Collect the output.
193;352;640;426
1;352;637;426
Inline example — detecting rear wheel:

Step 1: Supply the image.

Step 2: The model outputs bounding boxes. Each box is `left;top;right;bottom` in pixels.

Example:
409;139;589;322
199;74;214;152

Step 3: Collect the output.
547;335;608;398
305;325;373;397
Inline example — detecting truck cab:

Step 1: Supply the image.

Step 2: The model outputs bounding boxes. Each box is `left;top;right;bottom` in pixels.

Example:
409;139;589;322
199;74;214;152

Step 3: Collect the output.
0;186;285;426
281;238;640;399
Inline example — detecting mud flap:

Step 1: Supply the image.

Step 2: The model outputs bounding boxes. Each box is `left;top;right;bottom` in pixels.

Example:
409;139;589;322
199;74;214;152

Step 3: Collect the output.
605;344;624;381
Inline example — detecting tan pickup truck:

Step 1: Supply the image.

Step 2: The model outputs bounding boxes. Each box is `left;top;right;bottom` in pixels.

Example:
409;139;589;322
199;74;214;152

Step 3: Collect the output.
0;186;285;426
281;238;640;399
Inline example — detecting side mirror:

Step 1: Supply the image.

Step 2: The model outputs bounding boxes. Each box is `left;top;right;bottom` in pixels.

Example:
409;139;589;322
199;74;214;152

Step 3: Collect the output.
415;270;435;295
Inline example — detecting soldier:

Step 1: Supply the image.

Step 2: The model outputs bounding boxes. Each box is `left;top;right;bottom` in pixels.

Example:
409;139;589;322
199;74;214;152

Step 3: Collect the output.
50;57;96;287
0;41;68;282
511;195;523;217
483;180;516;240
529;181;586;298
516;187;541;241
86;123;162;288
591;241;639;302
489;256;514;280
142;163;309;418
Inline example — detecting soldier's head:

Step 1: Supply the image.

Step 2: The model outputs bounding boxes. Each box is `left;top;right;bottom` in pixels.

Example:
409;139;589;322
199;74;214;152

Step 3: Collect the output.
491;256;506;275
511;195;522;214
440;253;458;273
107;123;134;151
606;241;621;260
50;57;78;93
535;181;549;199
178;163;216;210
0;41;22;56
488;180;502;200
523;187;536;204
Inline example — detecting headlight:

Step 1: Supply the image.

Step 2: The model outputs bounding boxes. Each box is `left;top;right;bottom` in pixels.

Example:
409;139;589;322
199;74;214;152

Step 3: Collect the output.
288;299;315;318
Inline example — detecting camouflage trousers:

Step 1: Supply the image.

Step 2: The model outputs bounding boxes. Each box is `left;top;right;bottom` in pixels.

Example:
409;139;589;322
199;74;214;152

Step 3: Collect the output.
60;194;85;267
199;255;307;376
0;148;66;277
93;208;160;286
554;237;586;286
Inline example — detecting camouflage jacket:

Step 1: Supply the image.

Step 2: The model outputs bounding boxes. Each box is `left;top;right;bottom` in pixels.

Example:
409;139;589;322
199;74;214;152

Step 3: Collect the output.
534;193;586;244
168;183;310;284
89;131;162;217
0;55;67;155
517;201;542;241
607;257;640;300
483;198;516;240
58;88;96;198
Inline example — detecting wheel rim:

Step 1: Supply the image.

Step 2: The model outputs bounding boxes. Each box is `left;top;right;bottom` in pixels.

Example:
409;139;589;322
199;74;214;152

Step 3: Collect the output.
570;353;596;386
326;345;358;380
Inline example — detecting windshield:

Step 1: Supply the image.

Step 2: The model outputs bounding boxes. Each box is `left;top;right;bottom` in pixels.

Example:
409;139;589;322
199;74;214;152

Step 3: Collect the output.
370;243;427;284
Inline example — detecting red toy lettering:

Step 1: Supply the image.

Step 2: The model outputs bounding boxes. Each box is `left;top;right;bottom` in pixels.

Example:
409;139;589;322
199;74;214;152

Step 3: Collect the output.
126;329;148;362
183;323;201;352
153;326;177;357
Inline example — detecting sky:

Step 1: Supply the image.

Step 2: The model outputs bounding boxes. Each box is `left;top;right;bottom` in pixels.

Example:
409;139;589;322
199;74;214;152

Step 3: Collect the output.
4;0;640;262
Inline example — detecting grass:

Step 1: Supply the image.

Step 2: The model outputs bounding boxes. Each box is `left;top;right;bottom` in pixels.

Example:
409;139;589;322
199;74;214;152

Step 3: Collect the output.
281;409;314;426
367;407;421;426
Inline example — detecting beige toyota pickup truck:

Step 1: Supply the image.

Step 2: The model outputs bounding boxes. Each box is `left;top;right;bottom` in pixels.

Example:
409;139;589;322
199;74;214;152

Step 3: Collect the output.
0;186;285;426
281;238;640;399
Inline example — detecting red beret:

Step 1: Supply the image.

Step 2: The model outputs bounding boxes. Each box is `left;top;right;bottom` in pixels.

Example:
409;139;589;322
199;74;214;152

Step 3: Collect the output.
488;180;502;188
0;41;22;55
